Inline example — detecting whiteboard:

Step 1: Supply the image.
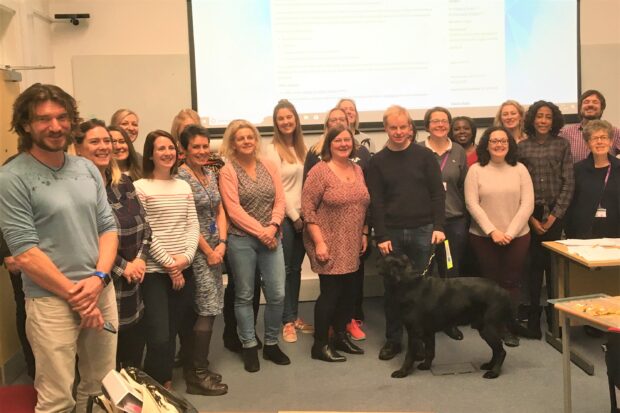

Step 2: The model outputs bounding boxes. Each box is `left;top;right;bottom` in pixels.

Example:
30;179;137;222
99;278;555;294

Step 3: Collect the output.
72;54;191;153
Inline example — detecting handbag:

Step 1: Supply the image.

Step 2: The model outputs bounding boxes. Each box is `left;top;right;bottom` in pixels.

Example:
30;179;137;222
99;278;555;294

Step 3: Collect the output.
87;367;197;413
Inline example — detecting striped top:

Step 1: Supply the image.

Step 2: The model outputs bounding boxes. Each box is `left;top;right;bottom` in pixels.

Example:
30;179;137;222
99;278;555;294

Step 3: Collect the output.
133;178;200;273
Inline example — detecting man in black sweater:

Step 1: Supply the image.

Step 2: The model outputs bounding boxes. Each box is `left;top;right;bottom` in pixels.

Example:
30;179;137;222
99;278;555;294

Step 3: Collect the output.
366;105;446;360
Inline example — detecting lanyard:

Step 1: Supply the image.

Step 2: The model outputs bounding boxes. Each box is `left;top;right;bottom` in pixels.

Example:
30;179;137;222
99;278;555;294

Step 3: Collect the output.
439;152;450;171
598;165;612;209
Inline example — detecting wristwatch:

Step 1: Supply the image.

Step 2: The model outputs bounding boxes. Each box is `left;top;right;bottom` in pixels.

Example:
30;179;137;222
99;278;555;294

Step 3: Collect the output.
93;271;112;286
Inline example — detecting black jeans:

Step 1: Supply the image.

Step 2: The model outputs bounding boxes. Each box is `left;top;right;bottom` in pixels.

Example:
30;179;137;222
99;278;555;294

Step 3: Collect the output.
141;271;194;384
116;318;145;370
528;205;564;308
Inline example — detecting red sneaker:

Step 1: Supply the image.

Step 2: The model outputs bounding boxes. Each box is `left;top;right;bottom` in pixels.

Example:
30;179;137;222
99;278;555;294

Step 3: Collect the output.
347;319;366;341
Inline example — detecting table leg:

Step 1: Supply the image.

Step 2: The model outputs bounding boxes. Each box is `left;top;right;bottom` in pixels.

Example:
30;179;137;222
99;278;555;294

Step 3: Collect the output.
562;313;572;413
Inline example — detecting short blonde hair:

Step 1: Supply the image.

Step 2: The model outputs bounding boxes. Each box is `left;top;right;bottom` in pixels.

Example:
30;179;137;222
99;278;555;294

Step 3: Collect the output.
220;119;262;161
383;105;412;128
171;108;201;140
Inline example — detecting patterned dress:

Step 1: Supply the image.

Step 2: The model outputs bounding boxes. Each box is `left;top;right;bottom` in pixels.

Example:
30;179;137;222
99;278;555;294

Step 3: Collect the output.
177;166;224;316
302;161;370;275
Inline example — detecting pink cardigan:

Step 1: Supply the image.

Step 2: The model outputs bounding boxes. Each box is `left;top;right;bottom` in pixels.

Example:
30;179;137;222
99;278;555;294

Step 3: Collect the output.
219;158;286;238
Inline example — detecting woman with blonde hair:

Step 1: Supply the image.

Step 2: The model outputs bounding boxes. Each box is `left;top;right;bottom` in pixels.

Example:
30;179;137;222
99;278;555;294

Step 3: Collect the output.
110;108;140;143
171;108;201;165
494;100;527;143
337;98;375;154
219;119;289;372
264;99;312;343
74;119;151;369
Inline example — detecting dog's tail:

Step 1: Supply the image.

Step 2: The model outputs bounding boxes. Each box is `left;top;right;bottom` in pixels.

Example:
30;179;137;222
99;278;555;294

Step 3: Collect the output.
507;318;540;339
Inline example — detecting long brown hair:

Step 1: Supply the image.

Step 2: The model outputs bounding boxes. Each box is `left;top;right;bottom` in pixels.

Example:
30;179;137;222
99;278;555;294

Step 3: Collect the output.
272;99;307;164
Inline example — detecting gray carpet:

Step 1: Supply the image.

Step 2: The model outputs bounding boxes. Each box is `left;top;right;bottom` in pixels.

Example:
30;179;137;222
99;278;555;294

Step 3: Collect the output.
173;298;612;413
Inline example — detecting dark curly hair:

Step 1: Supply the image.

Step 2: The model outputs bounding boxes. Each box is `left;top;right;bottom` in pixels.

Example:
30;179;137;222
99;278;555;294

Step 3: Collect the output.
11;83;81;152
476;126;518;166
523;100;564;137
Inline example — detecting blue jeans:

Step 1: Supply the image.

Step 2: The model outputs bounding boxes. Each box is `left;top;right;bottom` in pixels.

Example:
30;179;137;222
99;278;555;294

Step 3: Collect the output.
383;224;433;343
281;218;306;324
227;234;286;347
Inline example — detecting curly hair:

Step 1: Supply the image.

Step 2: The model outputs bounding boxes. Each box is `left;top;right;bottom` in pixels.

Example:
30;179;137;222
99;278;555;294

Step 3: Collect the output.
11;83;81;152
523;100;564;137
476;126;519;166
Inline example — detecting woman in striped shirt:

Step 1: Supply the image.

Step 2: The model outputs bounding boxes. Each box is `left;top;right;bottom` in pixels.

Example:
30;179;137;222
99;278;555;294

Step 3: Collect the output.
133;130;199;388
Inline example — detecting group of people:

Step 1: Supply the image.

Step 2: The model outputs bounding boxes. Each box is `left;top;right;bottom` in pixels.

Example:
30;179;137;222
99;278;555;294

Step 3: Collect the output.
1;83;619;412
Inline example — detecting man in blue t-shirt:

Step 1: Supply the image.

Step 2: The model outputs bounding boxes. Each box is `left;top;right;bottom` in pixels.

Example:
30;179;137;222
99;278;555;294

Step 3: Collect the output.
0;83;118;413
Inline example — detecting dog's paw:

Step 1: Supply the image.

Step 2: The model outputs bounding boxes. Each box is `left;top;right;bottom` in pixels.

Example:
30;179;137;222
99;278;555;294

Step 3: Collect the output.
480;361;493;370
417;361;431;370
391;369;409;378
483;371;499;379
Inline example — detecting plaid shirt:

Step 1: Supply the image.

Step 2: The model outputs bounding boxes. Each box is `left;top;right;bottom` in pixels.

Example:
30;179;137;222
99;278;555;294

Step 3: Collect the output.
559;123;620;163
106;174;151;328
518;136;575;220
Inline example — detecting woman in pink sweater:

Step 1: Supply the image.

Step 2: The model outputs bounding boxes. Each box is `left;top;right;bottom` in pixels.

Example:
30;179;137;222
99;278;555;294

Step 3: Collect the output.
464;126;534;347
218;119;289;373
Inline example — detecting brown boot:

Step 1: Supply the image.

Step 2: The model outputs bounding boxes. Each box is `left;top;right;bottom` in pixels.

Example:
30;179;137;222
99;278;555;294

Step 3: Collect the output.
185;330;228;396
186;368;228;396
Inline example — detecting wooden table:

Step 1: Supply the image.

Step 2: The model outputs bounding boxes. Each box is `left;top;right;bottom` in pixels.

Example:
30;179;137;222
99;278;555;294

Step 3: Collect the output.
542;241;620;375
550;294;620;413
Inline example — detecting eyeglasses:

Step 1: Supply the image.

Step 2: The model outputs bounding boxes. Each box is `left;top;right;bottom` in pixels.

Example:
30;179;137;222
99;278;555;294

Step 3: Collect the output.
429;119;449;125
489;139;509;145
590;135;610;142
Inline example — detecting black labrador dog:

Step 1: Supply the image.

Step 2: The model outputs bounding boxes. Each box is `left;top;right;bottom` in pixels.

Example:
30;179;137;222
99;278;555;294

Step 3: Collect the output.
378;254;534;379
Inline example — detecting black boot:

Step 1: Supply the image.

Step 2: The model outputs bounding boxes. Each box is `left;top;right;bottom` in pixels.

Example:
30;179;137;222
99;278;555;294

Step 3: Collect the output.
332;332;364;355
527;306;543;339
311;343;346;362
263;344;291;365
185;330;228;396
242;346;260;372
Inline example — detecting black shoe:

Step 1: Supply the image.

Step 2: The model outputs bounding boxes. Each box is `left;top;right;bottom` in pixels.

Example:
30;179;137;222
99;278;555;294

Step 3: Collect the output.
444;326;464;341
311;344;346;362
263;344;291;365
333;332;364;355
378;342;401;360
242;346;260;372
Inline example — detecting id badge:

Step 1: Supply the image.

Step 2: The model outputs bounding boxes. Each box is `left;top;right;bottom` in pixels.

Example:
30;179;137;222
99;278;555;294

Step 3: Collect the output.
595;208;607;218
443;182;447;191
444;239;453;270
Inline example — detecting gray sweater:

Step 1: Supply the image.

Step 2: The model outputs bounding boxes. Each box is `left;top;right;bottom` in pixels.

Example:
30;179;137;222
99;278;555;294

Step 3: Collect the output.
0;153;117;297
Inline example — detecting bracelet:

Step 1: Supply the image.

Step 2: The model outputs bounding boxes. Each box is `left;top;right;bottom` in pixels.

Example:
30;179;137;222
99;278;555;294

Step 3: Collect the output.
219;239;228;245
93;271;111;286
270;221;281;230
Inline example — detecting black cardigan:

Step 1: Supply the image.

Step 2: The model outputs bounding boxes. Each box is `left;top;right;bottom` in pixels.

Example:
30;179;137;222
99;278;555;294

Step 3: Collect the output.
565;154;620;238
